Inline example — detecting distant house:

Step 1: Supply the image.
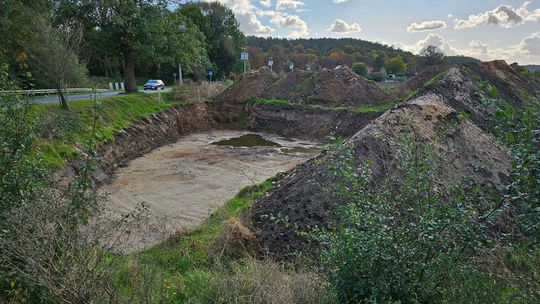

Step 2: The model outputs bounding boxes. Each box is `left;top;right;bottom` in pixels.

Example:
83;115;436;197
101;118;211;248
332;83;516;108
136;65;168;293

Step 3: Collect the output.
385;73;408;82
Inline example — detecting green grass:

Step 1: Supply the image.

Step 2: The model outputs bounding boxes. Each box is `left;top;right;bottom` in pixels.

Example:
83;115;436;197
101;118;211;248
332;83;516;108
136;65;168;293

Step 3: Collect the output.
245;96;293;106
245;97;397;114
113;178;277;302
30;93;177;169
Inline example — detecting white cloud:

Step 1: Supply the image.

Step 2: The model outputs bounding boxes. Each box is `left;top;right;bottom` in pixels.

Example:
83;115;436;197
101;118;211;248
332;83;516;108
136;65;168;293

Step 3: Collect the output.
406;20;447;32
259;0;272;7
404;32;540;64
271;12;309;37
469;40;489;54
455;1;540;29
211;0;274;35
411;33;458;55
328;19;361;33
276;0;305;10
333;0;350;3
519;32;540;55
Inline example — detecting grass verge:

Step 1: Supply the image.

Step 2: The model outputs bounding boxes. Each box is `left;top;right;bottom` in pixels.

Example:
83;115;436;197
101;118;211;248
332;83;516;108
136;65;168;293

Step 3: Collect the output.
110;176;334;303
30;93;177;169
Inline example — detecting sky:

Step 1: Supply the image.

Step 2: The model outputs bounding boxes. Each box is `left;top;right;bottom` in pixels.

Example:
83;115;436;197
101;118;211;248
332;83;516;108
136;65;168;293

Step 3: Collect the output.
207;0;540;64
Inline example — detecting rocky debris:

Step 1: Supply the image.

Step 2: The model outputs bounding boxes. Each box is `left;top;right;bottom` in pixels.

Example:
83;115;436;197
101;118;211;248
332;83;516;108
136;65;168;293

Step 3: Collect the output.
246;63;524;257
215;66;390;106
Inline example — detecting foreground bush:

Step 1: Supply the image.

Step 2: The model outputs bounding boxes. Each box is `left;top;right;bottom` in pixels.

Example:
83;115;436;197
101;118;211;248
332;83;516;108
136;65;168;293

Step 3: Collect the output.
313;135;504;303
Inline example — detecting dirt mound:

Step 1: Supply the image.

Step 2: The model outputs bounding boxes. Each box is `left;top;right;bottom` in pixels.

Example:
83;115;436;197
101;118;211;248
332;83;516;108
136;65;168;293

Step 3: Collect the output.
214;67;277;103
396;65;444;97
247;94;513;258
261;67;390;106
214;66;390;106
416;61;540;133
467;60;540;106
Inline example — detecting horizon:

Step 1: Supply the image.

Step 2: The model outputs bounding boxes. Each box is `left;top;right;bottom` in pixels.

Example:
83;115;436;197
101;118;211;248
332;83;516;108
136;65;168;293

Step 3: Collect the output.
200;0;540;65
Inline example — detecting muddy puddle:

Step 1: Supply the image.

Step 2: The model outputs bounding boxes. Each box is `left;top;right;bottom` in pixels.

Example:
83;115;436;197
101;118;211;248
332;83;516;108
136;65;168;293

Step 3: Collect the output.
100;130;322;252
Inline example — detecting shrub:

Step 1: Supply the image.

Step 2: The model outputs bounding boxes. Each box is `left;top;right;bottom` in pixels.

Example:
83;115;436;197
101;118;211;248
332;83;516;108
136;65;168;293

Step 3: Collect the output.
367;71;386;82
352;62;368;77
213;258;335;304
313;135;493;303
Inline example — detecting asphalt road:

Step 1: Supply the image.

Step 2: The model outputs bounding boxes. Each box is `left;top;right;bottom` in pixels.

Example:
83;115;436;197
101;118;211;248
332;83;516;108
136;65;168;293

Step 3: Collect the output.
32;88;172;104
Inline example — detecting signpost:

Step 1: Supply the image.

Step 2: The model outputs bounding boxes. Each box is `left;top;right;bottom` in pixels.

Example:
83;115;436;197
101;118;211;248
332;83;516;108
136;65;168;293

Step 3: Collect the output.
268;57;274;72
240;50;249;74
208;70;213;82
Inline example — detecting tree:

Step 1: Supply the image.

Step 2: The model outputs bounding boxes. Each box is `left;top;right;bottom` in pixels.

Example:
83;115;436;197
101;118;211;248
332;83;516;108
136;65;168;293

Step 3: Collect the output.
352;62;368;77
195;2;246;78
374;56;385;71
384;55;406;74
26;19;87;110
419;45;446;69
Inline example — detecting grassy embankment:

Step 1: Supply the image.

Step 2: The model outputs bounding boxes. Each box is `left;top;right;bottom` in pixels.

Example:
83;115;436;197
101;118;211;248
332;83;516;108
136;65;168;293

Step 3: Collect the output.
111;177;332;303
245;96;396;114
30;93;177;169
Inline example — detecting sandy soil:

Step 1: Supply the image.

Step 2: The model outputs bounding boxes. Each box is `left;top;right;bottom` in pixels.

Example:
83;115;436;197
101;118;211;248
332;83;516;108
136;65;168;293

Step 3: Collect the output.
98;130;321;251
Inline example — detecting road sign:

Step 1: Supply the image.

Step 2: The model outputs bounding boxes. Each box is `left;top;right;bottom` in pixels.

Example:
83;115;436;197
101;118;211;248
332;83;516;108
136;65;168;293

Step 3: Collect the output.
208;70;213;76
241;52;249;61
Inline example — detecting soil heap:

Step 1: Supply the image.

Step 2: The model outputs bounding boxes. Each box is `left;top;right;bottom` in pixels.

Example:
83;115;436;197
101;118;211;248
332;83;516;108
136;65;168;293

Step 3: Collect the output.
246;61;539;258
215;66;390;107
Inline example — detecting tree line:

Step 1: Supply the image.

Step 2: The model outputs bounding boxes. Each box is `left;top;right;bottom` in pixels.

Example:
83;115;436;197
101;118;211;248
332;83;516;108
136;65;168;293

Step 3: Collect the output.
0;0;244;105
245;36;479;77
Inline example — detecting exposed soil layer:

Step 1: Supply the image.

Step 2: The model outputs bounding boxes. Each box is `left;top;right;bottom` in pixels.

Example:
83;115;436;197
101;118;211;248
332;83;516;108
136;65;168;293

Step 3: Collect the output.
247;60;537;258
215;66;390;106
247;104;382;141
99;130;321;251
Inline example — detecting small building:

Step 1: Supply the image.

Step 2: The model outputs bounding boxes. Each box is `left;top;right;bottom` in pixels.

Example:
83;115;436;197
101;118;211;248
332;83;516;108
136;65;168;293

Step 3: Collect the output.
385;73;408;82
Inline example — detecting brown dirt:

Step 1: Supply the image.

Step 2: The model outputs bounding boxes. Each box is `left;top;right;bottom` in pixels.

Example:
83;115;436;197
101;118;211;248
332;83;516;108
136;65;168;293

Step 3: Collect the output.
98;130;322;252
247;60;536;258
247;104;382;141
214;66;390;106
261;67;390;106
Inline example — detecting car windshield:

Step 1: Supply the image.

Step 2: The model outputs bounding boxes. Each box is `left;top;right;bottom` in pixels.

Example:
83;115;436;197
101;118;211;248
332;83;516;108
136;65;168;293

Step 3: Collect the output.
147;80;157;83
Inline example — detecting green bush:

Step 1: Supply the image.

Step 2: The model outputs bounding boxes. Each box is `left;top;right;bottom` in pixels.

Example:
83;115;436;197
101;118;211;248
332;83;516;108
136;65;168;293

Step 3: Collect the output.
352;62;368;77
367;71;386;82
313;136;494;303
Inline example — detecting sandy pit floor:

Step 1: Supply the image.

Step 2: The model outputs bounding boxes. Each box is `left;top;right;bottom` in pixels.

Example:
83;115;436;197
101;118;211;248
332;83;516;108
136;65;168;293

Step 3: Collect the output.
98;130;321;252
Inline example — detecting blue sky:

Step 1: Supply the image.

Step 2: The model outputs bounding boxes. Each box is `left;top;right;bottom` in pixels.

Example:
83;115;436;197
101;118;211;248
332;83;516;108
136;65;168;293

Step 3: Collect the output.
212;0;540;64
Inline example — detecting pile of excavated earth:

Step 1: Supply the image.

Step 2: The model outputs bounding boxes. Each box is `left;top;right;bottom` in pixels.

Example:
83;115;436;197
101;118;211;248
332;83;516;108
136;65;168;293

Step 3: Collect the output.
243;60;540;257
215;66;390;106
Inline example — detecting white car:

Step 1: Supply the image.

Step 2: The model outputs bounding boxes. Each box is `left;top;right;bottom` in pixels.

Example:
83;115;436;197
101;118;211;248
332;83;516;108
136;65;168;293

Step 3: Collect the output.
143;79;165;90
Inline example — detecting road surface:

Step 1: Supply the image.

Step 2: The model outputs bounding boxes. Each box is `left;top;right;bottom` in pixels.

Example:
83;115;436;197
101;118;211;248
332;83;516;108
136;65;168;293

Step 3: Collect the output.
32;88;172;104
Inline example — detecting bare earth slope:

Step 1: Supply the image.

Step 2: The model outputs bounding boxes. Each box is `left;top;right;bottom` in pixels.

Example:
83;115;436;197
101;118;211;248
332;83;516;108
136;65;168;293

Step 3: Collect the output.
247;61;536;257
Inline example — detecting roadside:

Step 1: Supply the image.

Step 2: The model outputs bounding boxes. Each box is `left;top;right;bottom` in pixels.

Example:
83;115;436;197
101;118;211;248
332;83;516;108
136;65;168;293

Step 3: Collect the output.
31;87;172;104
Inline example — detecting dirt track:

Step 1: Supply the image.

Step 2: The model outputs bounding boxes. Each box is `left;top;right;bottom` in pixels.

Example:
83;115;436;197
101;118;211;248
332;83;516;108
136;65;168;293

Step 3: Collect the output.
100;130;321;251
